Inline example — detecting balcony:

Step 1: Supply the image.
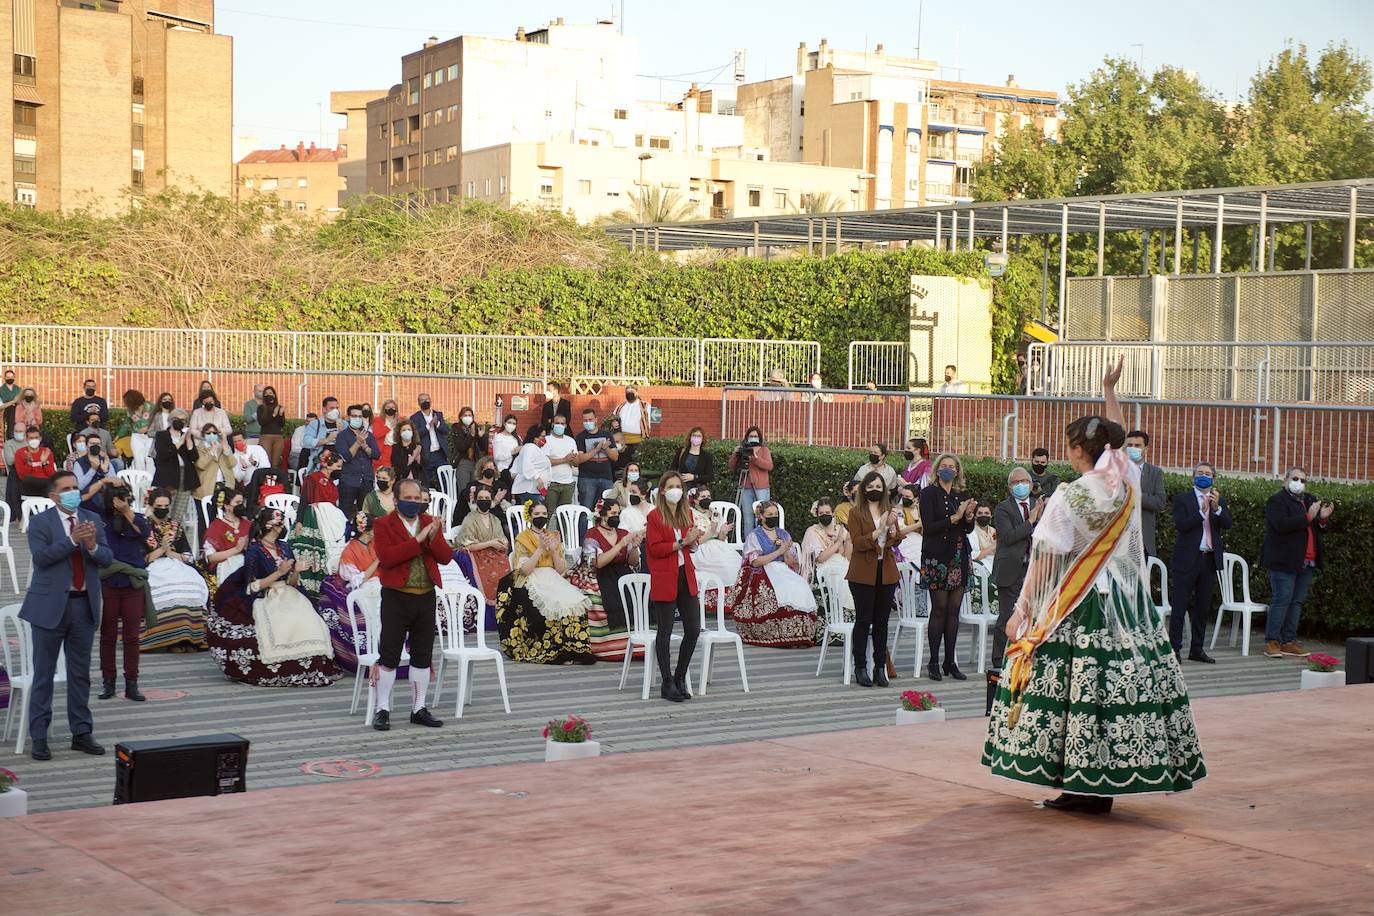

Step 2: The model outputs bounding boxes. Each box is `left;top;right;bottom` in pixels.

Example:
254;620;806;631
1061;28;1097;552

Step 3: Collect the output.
537;193;562;209
927;104;986;127
710;206;733;219
132;76;144;103
924;181;972;199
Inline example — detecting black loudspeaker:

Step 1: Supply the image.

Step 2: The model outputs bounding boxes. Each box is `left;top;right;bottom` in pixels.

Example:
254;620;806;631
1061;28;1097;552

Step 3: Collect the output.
113;734;250;805
1346;638;1374;686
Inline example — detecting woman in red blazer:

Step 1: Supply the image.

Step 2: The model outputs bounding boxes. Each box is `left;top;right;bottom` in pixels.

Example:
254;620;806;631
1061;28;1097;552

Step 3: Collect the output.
645;471;703;702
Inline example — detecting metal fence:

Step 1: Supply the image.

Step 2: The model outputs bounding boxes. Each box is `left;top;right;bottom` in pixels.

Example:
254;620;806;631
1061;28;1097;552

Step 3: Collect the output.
847;341;914;390
1028;341;1374;403
0;325;820;392
720;386;1374;483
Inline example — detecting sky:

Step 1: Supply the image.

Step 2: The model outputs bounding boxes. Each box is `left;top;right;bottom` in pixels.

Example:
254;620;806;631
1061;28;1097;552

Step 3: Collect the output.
220;0;1374;154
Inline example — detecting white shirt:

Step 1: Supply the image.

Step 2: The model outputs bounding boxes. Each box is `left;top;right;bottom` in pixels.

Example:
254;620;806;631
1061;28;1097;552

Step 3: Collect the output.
616;400;645;435
937;381;966;394
402;514;421;537
542;434;576;485
419;410;440;453
234;444;271;484
1194;487;1220;550
619;503;647;534
492;431;520;471
512;442;550;495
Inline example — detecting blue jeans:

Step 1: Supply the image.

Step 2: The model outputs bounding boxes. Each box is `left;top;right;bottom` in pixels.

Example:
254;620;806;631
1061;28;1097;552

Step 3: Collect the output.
739;486;770;534
1265;568;1314;644
578;476;612;538
29;594;97;743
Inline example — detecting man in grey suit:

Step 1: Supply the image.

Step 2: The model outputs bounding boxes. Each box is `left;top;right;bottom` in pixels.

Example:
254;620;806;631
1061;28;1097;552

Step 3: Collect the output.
1126;430;1166;557
20;470;113;761
991;466;1043;664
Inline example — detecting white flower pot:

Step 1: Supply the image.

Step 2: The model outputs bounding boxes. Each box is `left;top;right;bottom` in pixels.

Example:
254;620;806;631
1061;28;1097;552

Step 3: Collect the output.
1300;669;1344;690
544;739;601;762
0;787;28;818
896;708;946;725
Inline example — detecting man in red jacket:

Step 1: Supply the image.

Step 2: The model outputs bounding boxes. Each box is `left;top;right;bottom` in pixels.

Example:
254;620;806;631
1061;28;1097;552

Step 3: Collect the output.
370;478;453;731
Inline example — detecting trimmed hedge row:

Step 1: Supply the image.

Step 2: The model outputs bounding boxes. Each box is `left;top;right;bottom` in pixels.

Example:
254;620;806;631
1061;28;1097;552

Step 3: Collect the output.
630;437;1373;639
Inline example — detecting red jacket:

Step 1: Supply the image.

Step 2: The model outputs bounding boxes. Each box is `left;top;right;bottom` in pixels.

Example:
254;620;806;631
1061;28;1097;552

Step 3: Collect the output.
645;507;697;602
373;510;454;590
15;445;56;480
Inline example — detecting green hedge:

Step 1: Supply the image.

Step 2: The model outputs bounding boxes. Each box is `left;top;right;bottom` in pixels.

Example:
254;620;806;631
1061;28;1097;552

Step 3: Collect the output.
632;437;1373;639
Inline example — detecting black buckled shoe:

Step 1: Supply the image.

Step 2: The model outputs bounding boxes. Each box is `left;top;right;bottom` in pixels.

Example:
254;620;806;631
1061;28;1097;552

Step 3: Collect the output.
372;709;391;731
673;675;693;700
30;739;51;761
98;677;116;700
1188;650;1217;664
854;664;872;687
71;733;105;755
410;707;443;727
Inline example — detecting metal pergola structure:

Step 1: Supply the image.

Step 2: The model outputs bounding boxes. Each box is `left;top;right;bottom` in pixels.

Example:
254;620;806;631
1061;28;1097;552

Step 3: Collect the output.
607;178;1374;319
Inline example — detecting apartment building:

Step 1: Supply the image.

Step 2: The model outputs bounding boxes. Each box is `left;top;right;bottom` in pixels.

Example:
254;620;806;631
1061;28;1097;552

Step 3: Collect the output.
330;89;385;204
236;142;346;217
1;0;232;213
738;39;1059;209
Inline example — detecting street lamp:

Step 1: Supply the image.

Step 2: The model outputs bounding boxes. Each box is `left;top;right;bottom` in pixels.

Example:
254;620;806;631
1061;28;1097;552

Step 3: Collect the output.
637;152;653;223
858;172;877;210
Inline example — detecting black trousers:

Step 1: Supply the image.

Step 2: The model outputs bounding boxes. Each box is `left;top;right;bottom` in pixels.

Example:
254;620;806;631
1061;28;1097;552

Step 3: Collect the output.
851;581;896;668
337;478;372;519
991;572;1026;665
378;587;437;669
650;568;701;681
1169;559;1214;653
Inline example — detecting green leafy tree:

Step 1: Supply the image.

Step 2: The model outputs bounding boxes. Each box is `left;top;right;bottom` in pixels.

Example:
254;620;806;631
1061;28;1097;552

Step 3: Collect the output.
604;185;698;224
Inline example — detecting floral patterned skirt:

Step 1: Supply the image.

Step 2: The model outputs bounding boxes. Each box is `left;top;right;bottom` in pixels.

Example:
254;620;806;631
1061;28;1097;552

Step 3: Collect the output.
921;541;969;591
495;572;596;665
982;584;1207;796
206;568;341;688
726;564;820;648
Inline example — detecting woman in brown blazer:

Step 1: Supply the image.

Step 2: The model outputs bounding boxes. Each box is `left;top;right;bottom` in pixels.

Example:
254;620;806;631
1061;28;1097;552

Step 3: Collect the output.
846;470;902;687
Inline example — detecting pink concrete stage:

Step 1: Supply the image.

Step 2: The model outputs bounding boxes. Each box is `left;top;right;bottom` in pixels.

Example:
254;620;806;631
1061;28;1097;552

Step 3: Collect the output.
3;686;1371;915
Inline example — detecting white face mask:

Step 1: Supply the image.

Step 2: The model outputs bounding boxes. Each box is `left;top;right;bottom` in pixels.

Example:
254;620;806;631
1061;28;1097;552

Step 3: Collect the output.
664;487;683;504
400;429;413;442
326;408;340;421
504;422;516;433
461;415;473;426
1287;479;1305;495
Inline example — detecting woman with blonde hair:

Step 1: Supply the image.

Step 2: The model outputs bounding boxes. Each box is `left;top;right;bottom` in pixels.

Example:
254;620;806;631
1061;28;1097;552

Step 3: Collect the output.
644;471;702;701
918;451;977;681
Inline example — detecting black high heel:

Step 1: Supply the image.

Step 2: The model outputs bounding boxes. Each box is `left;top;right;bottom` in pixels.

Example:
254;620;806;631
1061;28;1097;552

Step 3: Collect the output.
660;678;685;702
943;661;967;681
927;661;943;681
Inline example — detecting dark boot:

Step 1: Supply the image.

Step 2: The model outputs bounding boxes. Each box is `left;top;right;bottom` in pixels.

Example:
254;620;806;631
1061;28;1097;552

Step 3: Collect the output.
854;660;872;687
872;655;890;687
124;678;146;702
943;661;967;681
927;660;943;681
660;677;684;703
99;677;117;700
673;674;693;700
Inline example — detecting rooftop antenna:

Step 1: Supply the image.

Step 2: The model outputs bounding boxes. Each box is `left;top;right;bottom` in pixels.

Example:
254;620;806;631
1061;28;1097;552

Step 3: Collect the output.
619;0;625;35
915;0;924;59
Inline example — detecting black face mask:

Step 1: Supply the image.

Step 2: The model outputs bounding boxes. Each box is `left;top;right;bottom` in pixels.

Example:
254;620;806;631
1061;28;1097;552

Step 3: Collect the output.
1032;463;1048;474
626;393;637;403
160;400;173;409
419;400;432;411
88;444;101;456
481;469;495;479
23;394;34;402
761;516;779;529
153;506;171;519
531;515;549;529
864;490;883;503
202;401;215;411
3;376;13;384
901;496;915;507
696;497;711;509
85;386;95;396
230;504;246;519
377;479;391;492
171;419;185;431
264;395;276;404
869;454;881;464
976;516;992;527
606;515;621;528
903;450;915;462
384;407;397;416
476;499;492;513
629;495;642;506
817;514;834;526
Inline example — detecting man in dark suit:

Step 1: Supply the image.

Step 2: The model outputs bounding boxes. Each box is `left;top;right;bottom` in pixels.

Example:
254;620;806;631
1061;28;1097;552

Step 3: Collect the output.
20;470;114;761
1168;461;1231;664
410;392;450;489
1125;430;1166;557
991;466;1042;664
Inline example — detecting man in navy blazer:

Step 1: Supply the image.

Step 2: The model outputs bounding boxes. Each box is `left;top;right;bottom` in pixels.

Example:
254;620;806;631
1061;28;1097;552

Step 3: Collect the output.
1168;461;1232;664
20;470;113;761
410;392;450;489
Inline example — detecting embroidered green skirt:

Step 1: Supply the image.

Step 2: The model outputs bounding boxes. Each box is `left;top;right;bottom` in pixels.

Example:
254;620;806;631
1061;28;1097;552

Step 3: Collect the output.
982;583;1207;796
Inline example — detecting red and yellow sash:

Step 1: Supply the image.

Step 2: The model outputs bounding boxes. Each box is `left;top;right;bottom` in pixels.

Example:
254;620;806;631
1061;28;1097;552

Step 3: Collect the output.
1003;485;1135;727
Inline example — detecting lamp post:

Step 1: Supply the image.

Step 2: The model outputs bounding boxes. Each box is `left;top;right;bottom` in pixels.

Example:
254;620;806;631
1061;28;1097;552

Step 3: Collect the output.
637;152;653;223
858;172;877;211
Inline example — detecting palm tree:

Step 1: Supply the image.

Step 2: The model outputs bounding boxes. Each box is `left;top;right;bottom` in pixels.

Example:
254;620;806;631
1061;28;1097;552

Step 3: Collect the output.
605;185;698;224
795;192;846;214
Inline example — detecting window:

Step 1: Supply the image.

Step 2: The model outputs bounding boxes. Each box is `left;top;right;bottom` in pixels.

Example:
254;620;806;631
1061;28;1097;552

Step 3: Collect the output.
377;162;386;177
613;108;628;120
648;136;670;150
466;180;475;198
13;102;37;129
423;71;432;89
478;178;488;196
448;64;459;81
391;119;404;146
908;179;919;190
408;153;419;170
423;110;432;128
578;179;592;195
408;114;419;131
392;157;404;176
13;156;35;178
539;176;555;196
748;188;761;207
447;104;458;121
606;177;622;197
407;78;420;105
634;134;644;147
261;178;278;191
498;175;507;194
12;54;35;81
295;201;307;212
434;68;444;86
298;178;308;189
774;189;788;208
446;145;458;162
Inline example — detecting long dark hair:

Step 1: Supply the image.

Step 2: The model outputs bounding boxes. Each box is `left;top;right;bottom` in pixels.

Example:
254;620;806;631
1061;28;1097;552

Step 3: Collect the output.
250;506;283;541
1065;415;1126;463
859;470;891;511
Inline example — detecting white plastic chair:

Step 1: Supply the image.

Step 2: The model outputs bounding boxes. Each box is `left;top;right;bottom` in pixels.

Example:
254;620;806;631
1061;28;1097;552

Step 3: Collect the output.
892;561;927;677
435;464;457;505
1147;555;1171;628
264;493;299;529
351;594;411;726
554;504;593;563
116;468;152;512
695;572;748;695
1;604;32;753
1211;552;1267;657
958;564;997;673
0;504;19;593
20;496;53;533
426;491;457;541
342;587;382;716
433;584;511;717
709;500;744;551
504;503;528;540
815;571;854;684
199;494;216;531
294;467;306;492
752;500;785;531
617;573;692;700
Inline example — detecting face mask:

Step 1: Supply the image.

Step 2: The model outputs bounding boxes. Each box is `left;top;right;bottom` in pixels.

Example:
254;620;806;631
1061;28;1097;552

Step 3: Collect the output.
76;441;88;454
476;499;492;512
384;406;397;417
1193;475;1213;490
204;434;219;446
697;496;712;508
12;429;22;440
377;479;391;492
761;516;779;529
626;392;637;403
3;376;12;384
1125;446;1144;463
904;450;915;462
626;471;639;483
397;499;425;519
869;454;882;465
1011;482;1031;500
530;515;549;529
326;408;340;421
23;394;35;402
937;467;956;483
546;390;559;400
85;386;96;396
1031;462;1048;475
230;504;246;519
153;506;171;519
901;496;915;507
26;438;40;449
264;394;276;404
160;400;173;409
606;515;621;528
504;422;517;432
349;416;364;429
864;489;883;502
90;443;104;456
59;490;82;510
461;415;473;426
1287;479;1305;495
419;400;432;411
480;469;495;480
400;429;413;442
746;437;760;446
976;516;992;527
584;420;597;432
664;487;683;504
171;419;185;431
552;423;565;436
629;495;642;506
202;401;215;411
817;514;834;527
690;435;703;447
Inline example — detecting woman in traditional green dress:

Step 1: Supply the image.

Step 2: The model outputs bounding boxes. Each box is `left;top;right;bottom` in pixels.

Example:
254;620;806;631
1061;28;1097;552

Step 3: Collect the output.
983;358;1206;813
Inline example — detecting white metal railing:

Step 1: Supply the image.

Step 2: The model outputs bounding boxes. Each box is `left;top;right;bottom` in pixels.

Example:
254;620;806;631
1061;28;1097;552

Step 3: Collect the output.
1029;341;1374;404
719;386;1374;482
1;325;820;390
847;341;913;390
